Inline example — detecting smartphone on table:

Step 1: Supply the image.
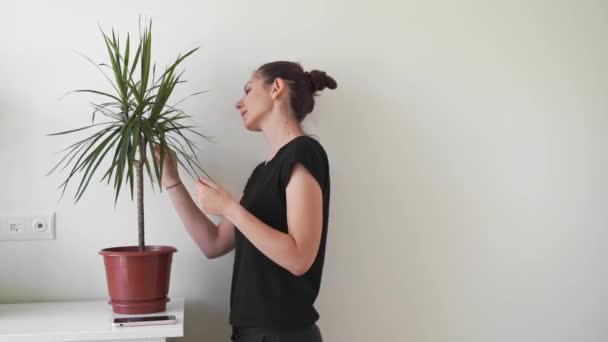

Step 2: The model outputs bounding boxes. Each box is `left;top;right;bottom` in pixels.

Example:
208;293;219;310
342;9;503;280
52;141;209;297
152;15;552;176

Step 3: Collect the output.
112;315;177;327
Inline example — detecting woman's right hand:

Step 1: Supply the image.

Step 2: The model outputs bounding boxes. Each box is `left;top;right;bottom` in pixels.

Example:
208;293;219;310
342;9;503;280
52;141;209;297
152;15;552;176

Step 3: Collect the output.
152;144;181;189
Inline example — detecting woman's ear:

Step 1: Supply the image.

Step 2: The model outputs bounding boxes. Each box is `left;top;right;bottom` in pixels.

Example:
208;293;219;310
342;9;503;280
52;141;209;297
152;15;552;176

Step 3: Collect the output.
271;77;287;100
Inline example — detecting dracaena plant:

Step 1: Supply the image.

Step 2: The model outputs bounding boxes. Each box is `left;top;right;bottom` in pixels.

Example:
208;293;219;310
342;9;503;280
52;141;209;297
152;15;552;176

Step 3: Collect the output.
47;20;212;251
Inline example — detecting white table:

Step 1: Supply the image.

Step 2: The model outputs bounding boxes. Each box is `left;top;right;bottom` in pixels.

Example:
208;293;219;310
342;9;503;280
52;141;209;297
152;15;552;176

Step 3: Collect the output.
0;297;184;342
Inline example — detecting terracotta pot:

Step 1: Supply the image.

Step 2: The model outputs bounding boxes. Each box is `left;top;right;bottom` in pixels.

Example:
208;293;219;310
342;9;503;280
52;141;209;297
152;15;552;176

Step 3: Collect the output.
99;245;177;314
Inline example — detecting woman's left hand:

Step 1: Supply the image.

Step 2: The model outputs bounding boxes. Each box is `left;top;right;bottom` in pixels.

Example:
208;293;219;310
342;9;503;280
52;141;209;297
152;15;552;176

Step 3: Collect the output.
194;177;237;216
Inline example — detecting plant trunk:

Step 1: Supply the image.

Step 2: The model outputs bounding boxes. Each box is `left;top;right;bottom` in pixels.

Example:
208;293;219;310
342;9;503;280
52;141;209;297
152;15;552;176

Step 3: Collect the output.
136;141;145;251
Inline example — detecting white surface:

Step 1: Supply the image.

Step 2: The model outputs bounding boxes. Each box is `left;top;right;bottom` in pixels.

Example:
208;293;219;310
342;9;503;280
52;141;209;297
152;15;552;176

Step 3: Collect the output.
0;1;607;342
0;297;184;341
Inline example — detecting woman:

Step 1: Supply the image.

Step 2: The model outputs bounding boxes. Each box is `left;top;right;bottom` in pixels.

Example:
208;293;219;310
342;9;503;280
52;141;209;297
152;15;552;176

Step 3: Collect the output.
154;61;337;342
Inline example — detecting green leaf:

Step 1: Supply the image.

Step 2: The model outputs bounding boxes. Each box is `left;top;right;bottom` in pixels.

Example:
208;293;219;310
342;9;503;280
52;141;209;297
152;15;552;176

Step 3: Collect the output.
63;89;122;103
113;117;137;205
57;127;117;200
73;128;122;202
168;121;198;157
129;42;142;81
139;22;152;99
142;119;161;186
166;139;195;179
89;102;125;123
143;154;156;190
100;122;129;185
47;122;113;136
72;50;121;96
172;90;208;107
102;32;128;113
122;34;130;85
155;48;199;83
47;124;118;176
165;135;212;181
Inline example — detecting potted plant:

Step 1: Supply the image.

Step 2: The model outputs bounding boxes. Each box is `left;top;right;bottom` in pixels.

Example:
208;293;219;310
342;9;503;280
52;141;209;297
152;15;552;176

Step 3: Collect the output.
47;20;211;314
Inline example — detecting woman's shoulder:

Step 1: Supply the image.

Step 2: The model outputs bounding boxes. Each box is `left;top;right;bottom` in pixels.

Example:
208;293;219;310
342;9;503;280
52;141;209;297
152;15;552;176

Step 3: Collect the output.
283;135;330;175
289;135;328;158
272;135;328;189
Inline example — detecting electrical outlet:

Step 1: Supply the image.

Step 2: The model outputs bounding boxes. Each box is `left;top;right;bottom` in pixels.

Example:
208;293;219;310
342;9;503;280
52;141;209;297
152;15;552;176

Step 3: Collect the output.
7;218;25;233
0;213;55;241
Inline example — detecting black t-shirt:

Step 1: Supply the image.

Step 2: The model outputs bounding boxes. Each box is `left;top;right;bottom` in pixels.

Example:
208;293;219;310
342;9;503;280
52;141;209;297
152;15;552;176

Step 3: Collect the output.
229;135;331;330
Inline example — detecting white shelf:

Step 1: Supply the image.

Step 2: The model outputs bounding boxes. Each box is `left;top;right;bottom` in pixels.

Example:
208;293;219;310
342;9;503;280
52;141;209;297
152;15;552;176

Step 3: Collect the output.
0;297;184;342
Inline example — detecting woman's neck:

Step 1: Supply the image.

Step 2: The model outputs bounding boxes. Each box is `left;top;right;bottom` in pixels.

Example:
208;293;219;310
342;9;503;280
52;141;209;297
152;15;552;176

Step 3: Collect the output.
260;110;304;162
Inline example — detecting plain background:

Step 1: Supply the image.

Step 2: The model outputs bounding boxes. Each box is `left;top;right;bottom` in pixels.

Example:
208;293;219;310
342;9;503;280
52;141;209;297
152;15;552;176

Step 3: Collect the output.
1;1;607;341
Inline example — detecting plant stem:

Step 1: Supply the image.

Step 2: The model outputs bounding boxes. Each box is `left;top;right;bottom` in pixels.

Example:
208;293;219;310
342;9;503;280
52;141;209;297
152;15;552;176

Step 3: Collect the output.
136;141;145;251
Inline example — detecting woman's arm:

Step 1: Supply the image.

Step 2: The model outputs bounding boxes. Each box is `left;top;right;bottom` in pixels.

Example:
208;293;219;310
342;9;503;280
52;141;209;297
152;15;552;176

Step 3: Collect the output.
223;163;323;276
167;184;238;259
153;144;237;259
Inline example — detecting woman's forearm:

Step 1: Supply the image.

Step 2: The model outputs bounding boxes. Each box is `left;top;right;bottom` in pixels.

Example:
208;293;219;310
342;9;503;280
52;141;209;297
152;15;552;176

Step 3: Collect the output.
225;203;304;275
166;183;219;258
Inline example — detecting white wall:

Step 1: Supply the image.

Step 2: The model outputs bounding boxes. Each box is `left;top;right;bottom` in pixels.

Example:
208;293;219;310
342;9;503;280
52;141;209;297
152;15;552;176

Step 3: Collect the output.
1;1;607;341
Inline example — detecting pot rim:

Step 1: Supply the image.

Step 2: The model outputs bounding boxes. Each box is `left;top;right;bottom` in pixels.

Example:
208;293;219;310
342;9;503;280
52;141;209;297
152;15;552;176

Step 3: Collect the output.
99;245;177;256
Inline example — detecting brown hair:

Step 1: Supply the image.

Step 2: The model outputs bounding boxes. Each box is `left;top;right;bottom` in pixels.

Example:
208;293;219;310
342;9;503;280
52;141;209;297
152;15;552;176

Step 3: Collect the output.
256;61;337;122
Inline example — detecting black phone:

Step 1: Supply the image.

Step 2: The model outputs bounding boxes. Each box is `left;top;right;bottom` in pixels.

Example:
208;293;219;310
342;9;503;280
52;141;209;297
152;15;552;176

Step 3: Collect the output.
112;315;177;327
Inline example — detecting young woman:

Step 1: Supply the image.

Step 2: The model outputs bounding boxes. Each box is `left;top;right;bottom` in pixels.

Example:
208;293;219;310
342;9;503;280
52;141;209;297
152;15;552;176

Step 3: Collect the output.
154;61;337;342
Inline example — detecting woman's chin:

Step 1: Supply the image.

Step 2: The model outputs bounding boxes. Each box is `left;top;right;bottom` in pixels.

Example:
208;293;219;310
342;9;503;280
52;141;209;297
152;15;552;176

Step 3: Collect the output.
245;126;262;132
243;119;261;132
243;122;256;132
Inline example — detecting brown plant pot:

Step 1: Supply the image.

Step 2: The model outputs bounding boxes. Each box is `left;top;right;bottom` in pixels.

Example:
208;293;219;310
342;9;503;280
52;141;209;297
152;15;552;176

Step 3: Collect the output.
99;245;177;314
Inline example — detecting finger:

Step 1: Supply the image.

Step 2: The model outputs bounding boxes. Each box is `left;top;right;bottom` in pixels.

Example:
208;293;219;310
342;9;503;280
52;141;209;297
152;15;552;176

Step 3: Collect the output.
198;177;216;188
194;183;207;196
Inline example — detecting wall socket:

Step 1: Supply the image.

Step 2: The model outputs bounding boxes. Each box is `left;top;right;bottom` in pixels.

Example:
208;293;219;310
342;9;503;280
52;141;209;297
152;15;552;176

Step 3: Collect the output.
0;212;56;241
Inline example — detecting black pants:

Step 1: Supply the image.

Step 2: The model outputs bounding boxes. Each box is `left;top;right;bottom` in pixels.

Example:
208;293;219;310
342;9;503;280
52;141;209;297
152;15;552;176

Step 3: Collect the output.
231;323;323;342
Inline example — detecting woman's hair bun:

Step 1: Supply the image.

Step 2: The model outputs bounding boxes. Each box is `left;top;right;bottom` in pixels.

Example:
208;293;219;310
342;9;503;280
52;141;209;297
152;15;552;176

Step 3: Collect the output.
306;70;338;92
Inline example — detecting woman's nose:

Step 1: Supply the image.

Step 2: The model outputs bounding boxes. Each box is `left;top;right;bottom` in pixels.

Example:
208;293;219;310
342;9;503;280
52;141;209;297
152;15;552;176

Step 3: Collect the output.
235;100;243;110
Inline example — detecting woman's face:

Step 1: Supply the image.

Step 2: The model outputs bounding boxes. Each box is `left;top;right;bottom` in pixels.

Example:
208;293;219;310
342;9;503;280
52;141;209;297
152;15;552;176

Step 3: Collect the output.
235;74;274;131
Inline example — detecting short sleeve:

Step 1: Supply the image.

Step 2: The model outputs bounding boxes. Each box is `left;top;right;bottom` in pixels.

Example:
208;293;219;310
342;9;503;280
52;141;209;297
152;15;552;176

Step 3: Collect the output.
279;138;329;191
